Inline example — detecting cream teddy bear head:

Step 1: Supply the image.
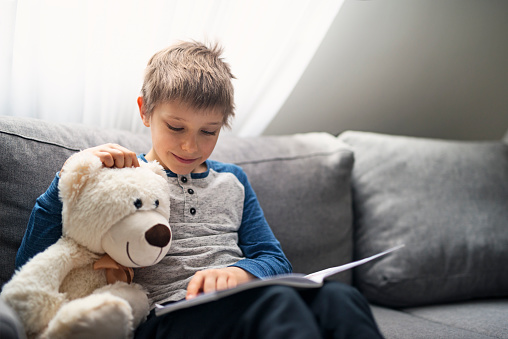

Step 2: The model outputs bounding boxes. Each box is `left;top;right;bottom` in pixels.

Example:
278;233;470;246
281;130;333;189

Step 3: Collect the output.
58;152;171;267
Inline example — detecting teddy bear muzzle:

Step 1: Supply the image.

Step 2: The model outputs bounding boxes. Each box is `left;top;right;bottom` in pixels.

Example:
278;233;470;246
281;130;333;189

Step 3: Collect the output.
101;210;172;268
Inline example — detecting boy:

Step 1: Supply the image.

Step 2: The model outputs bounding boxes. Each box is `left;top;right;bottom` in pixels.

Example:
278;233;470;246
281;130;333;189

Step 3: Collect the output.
16;41;383;338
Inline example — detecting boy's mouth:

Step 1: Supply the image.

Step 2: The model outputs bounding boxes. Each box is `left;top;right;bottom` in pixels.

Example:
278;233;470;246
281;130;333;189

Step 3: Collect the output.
173;153;198;164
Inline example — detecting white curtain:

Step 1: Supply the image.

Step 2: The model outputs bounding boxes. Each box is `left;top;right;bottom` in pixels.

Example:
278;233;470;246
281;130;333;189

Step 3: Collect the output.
0;0;344;136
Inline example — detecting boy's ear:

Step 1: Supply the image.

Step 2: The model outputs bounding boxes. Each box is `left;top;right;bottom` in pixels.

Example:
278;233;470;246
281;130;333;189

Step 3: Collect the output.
138;96;150;127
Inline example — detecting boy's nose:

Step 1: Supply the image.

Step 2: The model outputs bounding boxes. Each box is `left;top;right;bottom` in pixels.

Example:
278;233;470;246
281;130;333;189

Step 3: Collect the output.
181;136;198;153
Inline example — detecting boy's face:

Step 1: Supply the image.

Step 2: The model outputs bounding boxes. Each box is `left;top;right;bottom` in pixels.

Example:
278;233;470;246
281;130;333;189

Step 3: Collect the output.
139;99;223;174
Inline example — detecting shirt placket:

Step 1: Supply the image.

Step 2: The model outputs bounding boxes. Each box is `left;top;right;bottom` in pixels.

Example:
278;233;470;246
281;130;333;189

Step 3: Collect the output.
178;174;198;221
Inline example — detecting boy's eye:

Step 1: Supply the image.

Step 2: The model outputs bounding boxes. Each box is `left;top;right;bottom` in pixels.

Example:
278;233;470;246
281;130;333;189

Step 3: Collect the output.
167;124;183;132
201;130;217;136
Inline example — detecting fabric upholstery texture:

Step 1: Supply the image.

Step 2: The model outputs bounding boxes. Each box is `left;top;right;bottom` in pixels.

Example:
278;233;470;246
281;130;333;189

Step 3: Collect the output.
371;302;508;339
403;299;508;339
339;131;508;307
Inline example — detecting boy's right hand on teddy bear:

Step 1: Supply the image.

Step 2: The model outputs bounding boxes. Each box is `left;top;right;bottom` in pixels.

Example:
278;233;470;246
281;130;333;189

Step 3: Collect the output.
62;144;139;172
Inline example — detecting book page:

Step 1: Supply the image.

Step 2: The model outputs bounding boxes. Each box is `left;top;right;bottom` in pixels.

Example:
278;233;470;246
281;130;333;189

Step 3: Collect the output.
304;244;405;283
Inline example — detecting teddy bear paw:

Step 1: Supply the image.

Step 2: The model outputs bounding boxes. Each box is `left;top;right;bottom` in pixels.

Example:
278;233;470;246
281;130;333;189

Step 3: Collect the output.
42;293;134;339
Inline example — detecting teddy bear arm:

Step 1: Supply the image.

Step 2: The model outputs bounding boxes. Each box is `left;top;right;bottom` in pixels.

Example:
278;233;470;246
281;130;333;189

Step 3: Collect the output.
6;238;97;293
0;237;99;336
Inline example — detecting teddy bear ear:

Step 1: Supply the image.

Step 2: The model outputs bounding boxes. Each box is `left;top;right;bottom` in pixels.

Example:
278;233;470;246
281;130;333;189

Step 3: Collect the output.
59;152;103;203
141;160;167;179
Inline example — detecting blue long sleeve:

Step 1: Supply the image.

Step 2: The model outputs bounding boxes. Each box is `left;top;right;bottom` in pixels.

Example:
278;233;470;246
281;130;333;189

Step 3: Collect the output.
223;164;292;277
15;174;63;269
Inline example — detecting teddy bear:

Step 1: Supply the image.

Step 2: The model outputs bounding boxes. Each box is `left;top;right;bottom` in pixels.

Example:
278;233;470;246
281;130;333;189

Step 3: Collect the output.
1;151;172;339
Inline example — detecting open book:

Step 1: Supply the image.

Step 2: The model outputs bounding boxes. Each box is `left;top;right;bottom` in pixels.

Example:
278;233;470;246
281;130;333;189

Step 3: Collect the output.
154;244;404;316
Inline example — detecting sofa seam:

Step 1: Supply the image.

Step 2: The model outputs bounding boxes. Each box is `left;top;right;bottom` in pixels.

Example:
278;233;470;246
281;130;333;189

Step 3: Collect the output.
0;130;81;152
232;149;353;166
361;270;508;286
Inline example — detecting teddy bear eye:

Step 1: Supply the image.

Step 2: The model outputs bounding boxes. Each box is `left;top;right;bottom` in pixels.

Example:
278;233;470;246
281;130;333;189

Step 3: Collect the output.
134;199;143;209
154;200;159;208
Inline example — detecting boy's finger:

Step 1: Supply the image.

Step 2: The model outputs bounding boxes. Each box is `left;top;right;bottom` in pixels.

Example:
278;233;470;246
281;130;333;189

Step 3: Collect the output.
132;156;140;167
123;156;132;168
109;147;128;168
129;154;140;168
114;154;126;168
96;151;115;168
112;145;139;168
97;144;138;168
127;152;140;167
203;273;220;294
186;273;204;299
216;275;229;291
227;277;237;290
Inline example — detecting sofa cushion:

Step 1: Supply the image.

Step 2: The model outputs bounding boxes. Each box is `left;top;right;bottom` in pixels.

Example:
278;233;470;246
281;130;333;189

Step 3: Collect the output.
212;133;355;282
372;300;508;339
402;299;508;339
339;131;508;307
0;116;152;286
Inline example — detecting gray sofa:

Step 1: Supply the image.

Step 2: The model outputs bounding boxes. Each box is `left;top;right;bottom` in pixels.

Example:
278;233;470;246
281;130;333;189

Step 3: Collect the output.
1;116;507;339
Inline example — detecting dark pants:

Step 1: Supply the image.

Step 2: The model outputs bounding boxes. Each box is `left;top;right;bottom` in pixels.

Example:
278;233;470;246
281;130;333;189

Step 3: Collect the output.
135;281;384;339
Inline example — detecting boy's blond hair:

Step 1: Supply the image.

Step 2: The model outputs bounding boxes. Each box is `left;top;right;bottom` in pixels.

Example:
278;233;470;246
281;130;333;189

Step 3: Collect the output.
140;41;235;128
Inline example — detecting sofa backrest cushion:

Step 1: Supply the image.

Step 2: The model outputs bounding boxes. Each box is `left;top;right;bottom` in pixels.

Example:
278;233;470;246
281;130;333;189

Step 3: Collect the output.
213;133;355;281
339;131;508;307
0;116;355;286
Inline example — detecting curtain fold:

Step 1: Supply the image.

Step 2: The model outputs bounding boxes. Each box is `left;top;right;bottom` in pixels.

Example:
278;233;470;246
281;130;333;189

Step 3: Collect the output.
1;0;344;136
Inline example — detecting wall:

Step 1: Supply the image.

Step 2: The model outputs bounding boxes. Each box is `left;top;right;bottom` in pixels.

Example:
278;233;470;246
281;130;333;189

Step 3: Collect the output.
263;0;508;140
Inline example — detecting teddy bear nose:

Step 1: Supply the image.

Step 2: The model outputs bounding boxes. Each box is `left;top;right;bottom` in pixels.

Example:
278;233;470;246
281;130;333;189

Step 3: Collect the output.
145;224;171;248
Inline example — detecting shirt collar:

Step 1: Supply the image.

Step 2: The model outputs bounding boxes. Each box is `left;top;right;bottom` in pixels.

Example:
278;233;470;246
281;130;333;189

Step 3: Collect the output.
138;154;210;179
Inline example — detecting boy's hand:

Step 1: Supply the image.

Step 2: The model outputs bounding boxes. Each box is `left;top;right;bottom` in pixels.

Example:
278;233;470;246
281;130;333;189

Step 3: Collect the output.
186;267;255;300
63;144;139;171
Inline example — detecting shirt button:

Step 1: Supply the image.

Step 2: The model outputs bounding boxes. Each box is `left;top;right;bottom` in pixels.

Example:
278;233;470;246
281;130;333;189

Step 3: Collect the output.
181;176;188;183
190;207;196;215
188;189;194;194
